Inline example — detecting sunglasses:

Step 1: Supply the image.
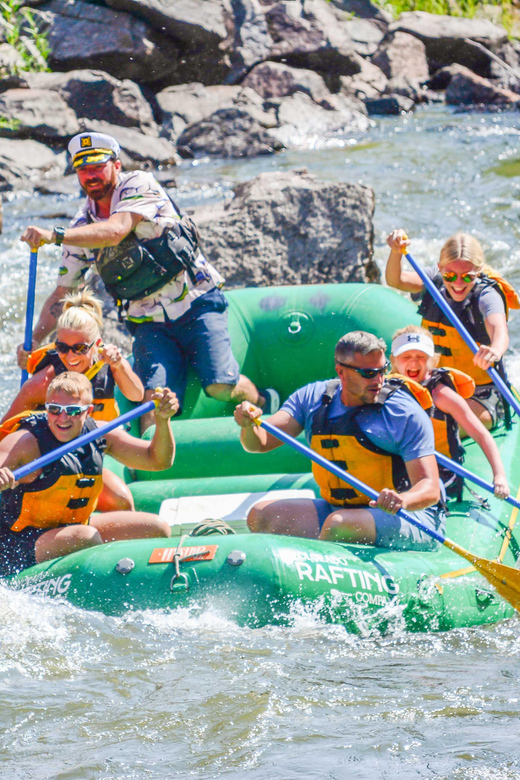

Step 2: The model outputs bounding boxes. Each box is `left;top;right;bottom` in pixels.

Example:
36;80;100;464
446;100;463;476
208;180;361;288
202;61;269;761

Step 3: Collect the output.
45;403;91;417
54;340;95;355
442;271;478;284
338;360;390;379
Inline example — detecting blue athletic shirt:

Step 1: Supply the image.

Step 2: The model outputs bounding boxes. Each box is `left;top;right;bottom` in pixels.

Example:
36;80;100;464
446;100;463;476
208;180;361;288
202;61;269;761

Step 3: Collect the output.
281;380;435;462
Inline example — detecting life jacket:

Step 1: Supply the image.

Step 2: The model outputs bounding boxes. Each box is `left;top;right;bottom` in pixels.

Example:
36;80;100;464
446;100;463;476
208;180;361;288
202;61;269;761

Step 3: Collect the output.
84;362;119;422
424;367;475;459
25;345;119;423
0;415;104;533
310;377;428;506
88;209;202;303
418;272;516;386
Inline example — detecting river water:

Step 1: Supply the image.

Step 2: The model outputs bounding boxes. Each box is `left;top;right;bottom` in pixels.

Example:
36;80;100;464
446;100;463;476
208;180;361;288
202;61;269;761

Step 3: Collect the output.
1;105;520;778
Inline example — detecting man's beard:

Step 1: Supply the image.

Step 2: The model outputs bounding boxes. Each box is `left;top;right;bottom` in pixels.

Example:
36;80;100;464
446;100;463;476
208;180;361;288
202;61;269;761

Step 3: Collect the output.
83;180;113;201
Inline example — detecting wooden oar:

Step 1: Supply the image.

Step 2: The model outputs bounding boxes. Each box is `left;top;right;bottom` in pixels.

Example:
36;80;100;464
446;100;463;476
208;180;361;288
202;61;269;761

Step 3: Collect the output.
256;417;520;612
12;400;155;481
403;247;520;419
20;248;38;387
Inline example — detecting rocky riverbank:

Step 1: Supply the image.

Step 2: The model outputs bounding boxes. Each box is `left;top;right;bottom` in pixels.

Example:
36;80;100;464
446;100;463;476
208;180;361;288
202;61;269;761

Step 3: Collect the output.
3;0;520;290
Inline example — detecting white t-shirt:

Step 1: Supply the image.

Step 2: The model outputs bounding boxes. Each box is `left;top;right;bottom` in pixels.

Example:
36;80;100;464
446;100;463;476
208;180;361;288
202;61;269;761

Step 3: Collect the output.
58;170;225;322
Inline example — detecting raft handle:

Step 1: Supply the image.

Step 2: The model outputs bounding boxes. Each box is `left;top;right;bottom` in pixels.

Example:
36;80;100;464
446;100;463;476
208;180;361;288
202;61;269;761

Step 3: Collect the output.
170;572;189;593
288;319;302;335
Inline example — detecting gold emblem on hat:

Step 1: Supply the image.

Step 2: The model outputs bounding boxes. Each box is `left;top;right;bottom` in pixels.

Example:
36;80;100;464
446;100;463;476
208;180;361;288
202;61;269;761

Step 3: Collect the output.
80;136;92;148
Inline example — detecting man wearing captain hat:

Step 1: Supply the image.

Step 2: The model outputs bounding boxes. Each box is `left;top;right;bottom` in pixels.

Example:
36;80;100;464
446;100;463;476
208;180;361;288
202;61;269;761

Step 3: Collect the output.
20;131;278;431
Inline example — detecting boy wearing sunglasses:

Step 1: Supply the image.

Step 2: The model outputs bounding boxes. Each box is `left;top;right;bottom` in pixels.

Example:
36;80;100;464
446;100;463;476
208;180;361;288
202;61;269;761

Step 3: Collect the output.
386;230;518;430
234;331;444;550
0;372;178;576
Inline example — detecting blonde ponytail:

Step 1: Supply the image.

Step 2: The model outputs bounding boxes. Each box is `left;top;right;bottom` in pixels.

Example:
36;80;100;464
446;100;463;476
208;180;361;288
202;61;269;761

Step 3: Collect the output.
57;288;103;342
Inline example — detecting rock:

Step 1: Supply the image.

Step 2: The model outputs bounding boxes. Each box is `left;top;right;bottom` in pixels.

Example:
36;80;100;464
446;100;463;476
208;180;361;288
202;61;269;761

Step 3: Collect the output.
24;70;158;135
488;41;520;94
193;169;377;286
384;76;426;103
390;11;508;75
42;0;176;85
104;0;230;85
364;94;415;114
226;0;273;83
156;82;277;142
242;61;331;103
0;44;25;74
427;63;469;91
33;174;80;195
445;67;520;106
343;18;385;57
87;273;133;352
340;58;387;99
330;0;392;25
176;108;284;158
371;32;429;85
76;120;179;167
268;92;369;149
0;138;65;191
0;88;80;143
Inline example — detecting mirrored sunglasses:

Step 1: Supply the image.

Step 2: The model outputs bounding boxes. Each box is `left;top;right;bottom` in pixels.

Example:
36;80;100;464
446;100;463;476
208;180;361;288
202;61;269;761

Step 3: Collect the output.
442;271;478;284
45;403;91;417
338;360;390;379
54;340;95;355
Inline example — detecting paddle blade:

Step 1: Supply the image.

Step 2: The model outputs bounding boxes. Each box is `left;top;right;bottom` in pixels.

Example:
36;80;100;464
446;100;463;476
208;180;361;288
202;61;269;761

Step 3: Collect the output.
444;539;520;611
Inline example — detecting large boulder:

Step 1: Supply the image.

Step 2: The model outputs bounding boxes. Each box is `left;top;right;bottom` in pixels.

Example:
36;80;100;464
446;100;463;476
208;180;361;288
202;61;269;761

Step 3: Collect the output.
0;88;80;143
343;18;385;57
390;12;508;75
242;61;331;103
445;67;520;106
340;58;387;99
24;70;158;135
330;0;392;25
176;108;284;158
104;0;230;85
156;82;277;142
225;0;273;83
41;0;177;85
371;32;429;84
194;169;377;286
0;138;65;191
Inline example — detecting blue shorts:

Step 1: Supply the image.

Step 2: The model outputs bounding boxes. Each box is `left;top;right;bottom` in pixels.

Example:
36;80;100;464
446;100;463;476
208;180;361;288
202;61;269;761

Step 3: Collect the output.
314;499;445;552
128;289;240;408
0;524;47;576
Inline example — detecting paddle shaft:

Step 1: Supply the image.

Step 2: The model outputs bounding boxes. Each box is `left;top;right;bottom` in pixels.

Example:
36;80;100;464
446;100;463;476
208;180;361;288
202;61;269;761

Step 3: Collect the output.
404;250;520;417
259;418;445;544
13;400;155;481
20;249;38;387
436;450;520;511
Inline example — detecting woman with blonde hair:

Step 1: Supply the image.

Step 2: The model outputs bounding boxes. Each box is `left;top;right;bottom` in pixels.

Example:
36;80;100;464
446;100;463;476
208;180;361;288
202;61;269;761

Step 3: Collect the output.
386;230;518;430
0;288;144;512
390;324;509;500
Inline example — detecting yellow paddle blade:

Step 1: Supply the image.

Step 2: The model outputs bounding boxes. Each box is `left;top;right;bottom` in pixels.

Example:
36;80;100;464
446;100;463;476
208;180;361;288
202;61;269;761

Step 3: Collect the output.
444;538;520;611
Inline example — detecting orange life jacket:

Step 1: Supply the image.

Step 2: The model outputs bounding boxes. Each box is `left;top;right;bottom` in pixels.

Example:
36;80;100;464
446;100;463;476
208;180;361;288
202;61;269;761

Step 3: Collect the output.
0;415;104;532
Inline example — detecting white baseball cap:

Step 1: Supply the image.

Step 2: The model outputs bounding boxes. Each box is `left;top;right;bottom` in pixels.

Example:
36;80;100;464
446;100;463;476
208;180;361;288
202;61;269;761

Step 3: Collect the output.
391;332;435;358
68;132;120;168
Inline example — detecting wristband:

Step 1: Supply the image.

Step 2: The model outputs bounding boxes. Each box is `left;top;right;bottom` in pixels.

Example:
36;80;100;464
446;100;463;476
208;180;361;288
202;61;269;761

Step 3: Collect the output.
52;227;65;246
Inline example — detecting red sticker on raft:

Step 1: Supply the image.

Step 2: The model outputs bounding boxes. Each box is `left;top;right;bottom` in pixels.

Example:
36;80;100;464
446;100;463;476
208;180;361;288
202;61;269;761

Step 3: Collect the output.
148;545;218;564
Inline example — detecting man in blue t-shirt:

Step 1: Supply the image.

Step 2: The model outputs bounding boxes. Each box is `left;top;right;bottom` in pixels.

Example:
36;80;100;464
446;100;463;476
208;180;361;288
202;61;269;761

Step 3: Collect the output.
234;331;444;550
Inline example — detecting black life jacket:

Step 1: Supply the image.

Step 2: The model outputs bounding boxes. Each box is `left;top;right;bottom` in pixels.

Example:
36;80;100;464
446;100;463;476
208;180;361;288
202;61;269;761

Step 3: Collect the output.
0;415;105;533
88;208;201;303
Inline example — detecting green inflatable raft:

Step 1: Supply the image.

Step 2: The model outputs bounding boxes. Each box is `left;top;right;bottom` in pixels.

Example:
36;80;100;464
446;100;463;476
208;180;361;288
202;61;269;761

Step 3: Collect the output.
8;284;520;632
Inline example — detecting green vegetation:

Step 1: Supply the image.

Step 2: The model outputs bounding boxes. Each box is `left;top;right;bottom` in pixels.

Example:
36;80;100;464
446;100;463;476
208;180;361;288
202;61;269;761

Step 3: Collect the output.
383;0;515;32
0;0;50;72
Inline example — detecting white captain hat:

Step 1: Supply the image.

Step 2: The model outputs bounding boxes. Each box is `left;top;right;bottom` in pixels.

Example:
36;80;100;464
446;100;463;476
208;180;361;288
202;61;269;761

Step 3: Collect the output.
68;132;120;169
391;331;435;358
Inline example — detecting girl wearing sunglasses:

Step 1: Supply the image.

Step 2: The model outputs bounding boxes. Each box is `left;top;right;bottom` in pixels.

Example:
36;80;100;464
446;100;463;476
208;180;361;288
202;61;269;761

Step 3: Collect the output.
386;230;519;430
0;289;143;512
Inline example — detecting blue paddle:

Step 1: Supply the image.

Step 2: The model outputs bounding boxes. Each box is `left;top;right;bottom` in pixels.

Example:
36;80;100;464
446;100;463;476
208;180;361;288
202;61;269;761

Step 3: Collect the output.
256;417;520;610
12;400;155;481
403;249;520;419
20;248;38;387
435;450;520;510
